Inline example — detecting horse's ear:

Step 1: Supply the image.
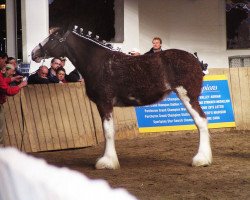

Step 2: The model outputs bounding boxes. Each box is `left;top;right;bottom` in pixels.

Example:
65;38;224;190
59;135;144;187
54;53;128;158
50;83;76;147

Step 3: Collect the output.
49;27;61;35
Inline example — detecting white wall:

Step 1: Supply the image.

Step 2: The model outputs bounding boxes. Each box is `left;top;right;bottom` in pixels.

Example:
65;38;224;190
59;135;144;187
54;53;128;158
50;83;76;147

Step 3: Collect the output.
112;0;139;54
138;0;250;68
21;0;51;73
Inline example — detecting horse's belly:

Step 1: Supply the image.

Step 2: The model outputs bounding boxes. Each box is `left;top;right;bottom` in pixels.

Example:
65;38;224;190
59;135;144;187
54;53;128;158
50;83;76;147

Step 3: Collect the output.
114;90;172;107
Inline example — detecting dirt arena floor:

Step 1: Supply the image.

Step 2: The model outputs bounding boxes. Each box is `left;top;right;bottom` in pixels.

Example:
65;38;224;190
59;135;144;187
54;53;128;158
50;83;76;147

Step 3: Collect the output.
32;130;250;200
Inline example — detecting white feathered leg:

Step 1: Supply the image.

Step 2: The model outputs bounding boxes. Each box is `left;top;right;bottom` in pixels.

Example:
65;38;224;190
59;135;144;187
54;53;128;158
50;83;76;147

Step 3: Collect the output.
176;86;212;166
95;114;120;169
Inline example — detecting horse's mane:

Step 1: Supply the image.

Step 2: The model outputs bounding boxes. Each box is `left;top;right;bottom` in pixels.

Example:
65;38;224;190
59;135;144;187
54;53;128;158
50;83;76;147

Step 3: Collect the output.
71;25;122;52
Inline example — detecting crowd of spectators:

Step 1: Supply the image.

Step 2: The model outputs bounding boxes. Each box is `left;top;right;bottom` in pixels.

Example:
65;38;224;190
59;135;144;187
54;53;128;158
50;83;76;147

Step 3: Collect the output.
27;57;84;84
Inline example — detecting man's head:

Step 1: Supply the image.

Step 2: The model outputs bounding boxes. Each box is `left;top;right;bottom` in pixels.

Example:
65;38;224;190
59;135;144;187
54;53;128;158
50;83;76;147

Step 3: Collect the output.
50;58;62;71
56;67;66;81
38;65;49;79
5;64;16;77
152;37;162;50
60;57;66;67
0;51;8;70
6;57;17;68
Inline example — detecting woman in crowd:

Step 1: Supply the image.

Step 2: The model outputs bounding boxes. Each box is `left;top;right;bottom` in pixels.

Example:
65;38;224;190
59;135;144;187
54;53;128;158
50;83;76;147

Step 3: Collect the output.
56;67;67;83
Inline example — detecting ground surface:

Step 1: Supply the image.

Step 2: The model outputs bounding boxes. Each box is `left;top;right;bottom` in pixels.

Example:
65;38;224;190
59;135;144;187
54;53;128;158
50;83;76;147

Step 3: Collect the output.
32;130;250;200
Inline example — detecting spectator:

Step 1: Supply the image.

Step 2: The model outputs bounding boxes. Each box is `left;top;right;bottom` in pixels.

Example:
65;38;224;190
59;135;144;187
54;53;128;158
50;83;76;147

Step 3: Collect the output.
145;37;163;54
28;65;50;84
48;58;61;83
56;67;67;83
0;51;27;147
0;65;6;75
59;57;67;67
6;57;24;76
3;64;16;86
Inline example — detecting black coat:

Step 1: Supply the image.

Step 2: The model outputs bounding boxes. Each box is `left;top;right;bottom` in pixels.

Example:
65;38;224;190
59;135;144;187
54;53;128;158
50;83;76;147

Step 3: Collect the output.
48;68;59;83
28;73;50;84
66;69;81;82
144;48;163;55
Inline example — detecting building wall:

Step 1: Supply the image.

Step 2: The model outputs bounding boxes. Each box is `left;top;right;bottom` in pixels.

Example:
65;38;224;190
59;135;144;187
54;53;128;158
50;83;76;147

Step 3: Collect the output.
138;0;250;68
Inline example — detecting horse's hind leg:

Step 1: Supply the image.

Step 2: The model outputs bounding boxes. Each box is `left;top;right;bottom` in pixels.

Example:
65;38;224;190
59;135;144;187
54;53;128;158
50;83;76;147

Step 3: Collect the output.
95;105;120;169
175;86;212;166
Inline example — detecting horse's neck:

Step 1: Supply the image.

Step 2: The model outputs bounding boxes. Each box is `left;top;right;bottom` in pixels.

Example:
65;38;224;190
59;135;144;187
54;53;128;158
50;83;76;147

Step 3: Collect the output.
65;35;110;78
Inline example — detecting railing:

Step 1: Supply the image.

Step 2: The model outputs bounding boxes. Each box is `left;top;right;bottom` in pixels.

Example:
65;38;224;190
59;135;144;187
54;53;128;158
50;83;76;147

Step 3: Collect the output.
3;67;250;152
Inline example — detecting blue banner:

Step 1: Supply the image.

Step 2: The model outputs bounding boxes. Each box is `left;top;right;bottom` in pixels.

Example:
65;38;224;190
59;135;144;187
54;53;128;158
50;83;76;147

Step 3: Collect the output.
135;75;235;132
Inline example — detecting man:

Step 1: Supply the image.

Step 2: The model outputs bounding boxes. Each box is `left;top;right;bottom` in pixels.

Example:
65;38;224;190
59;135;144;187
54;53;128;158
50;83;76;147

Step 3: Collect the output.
5;64;16;78
0;51;27;147
59;57;66;67
145;37;163;54
6;57;24;76
48;58;61;83
28;65;50;84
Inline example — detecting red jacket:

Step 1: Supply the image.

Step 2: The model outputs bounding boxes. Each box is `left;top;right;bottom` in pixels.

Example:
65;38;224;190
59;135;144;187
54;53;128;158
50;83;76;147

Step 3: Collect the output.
0;73;20;104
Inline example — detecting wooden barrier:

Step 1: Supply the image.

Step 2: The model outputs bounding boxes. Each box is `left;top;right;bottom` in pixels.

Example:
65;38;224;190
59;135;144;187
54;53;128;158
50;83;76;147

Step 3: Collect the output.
3;67;250;152
209;67;250;130
4;83;97;152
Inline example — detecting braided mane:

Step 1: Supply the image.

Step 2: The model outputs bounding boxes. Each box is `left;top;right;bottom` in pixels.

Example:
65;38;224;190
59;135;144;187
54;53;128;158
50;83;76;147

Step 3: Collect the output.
72;25;121;52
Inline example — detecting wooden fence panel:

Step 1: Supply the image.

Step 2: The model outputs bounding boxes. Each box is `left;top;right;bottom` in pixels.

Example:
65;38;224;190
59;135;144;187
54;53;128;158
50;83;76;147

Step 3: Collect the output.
74;83;96;146
21;89;39;152
48;84;68;149
4;83;97;152
238;68;250;130
229;68;244;129
55;84;75;148
4;100;18;148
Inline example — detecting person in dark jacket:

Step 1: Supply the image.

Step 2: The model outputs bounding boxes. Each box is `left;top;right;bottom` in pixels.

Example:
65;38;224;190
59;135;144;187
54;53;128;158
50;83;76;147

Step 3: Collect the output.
48;58;61;83
66;68;84;83
28;65;50;84
145;37;163;54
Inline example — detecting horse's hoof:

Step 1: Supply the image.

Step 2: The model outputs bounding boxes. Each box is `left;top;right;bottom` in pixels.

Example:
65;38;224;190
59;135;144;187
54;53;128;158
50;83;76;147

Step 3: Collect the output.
192;152;212;167
95;156;120;170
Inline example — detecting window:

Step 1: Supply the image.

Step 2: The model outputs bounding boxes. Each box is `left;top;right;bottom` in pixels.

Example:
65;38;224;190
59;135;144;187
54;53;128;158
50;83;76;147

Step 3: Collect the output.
226;0;250;49
49;0;115;41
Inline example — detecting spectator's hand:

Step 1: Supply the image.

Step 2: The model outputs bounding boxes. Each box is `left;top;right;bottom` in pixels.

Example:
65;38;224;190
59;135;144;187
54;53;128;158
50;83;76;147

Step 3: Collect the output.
18;81;28;88
11;75;23;82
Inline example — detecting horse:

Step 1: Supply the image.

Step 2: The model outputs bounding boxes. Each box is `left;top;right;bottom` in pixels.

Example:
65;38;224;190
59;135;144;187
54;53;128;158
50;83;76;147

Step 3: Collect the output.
31;26;212;169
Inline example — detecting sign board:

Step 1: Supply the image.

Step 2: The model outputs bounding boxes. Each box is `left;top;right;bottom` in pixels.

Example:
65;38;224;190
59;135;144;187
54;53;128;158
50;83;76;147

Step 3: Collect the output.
135;75;236;133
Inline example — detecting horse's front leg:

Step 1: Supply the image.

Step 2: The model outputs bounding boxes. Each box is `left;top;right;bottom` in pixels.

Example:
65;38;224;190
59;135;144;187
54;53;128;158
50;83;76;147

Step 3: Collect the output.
95;105;120;169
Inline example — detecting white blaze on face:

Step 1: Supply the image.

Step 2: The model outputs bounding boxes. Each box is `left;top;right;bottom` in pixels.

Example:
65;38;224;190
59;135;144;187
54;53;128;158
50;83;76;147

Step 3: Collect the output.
31;37;50;62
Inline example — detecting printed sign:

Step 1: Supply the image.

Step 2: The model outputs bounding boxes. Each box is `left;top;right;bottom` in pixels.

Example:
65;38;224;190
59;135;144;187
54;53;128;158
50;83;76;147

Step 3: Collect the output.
135;75;235;133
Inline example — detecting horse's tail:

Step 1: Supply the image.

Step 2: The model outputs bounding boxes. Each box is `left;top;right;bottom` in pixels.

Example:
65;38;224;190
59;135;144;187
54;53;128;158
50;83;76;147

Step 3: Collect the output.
194;52;208;76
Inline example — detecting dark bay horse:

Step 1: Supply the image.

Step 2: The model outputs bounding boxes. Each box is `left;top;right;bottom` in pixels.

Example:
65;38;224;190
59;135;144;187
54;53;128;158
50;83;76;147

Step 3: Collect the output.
31;27;212;169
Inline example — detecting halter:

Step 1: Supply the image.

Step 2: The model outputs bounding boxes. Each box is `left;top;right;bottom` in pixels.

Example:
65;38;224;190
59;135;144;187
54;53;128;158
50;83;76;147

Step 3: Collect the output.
38;30;71;60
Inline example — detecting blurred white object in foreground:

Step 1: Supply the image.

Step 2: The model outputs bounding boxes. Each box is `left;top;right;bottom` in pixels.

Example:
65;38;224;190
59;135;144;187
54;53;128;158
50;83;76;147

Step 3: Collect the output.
0;147;137;200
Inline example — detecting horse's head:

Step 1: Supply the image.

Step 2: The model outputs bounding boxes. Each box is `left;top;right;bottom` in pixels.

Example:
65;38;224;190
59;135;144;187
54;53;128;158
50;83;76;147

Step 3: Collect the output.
31;28;69;63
